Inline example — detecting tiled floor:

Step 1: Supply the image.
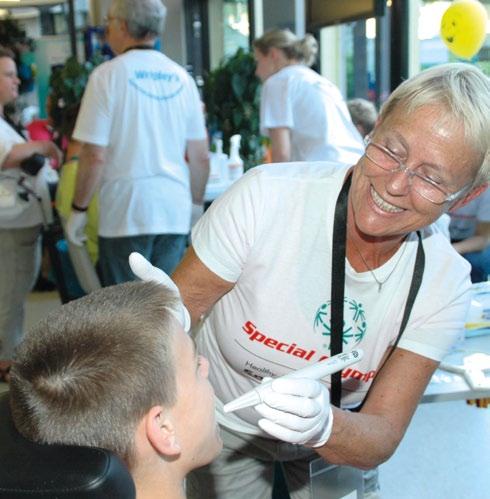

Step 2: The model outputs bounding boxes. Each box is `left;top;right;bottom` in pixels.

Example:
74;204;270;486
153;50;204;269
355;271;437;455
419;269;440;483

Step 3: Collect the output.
0;291;61;396
4;291;490;498
24;290;62;330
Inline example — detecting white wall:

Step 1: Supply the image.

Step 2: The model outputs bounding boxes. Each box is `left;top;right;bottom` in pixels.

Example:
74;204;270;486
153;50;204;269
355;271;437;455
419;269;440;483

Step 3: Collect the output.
87;0;186;64
161;0;186;64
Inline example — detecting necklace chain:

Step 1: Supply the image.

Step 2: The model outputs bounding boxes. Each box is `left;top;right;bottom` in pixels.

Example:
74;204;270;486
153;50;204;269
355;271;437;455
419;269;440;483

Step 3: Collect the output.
350;238;408;292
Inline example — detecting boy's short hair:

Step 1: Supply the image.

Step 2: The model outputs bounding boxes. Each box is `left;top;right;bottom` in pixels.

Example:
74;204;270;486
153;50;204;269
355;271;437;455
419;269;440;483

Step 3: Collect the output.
10;281;179;469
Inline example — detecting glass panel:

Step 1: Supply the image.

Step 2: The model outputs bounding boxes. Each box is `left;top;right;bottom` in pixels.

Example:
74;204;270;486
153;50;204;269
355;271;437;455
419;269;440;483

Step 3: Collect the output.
223;0;250;58
320;19;377;102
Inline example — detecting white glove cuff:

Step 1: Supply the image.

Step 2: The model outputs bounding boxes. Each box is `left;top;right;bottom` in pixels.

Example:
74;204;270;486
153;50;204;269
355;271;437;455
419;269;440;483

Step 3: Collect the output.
308;405;334;449
128;252;191;332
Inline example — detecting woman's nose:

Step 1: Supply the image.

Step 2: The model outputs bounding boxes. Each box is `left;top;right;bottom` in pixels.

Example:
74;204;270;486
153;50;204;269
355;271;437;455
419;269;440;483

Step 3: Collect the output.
384;168;412;197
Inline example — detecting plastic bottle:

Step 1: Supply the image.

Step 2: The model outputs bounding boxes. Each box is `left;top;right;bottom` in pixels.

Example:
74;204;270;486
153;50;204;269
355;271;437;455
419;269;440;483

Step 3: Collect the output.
208;135;229;185
227;134;244;182
215;137;229;183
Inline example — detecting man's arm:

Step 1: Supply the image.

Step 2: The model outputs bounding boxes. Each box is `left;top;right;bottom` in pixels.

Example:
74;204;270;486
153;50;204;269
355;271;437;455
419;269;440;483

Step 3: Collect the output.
316;348;438;469
72;143;107;209
172;246;234;325
453;221;490;254
269;127;291;163
65;142;107;246
186;139;209;205
1;141;62;169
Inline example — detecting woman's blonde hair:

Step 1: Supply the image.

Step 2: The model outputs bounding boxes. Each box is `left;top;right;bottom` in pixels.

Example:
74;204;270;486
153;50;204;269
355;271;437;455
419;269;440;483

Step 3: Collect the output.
379;63;490;187
253;29;318;67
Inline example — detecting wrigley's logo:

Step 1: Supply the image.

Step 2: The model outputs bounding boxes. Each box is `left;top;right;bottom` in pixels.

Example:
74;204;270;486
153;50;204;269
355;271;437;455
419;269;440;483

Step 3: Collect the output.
129;70;183;100
242;321;375;383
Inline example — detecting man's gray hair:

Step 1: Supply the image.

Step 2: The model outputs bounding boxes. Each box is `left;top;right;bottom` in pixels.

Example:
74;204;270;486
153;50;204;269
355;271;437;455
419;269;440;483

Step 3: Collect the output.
347;98;378;136
379;63;490;187
111;0;167;39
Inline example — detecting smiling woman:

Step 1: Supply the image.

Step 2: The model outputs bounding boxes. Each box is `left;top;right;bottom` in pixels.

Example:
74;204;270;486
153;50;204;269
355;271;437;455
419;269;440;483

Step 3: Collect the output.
364;138;468;204
132;62;490;499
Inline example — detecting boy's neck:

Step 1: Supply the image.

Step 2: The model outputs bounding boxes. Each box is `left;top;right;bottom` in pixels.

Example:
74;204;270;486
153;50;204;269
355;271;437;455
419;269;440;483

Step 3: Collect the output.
133;469;186;499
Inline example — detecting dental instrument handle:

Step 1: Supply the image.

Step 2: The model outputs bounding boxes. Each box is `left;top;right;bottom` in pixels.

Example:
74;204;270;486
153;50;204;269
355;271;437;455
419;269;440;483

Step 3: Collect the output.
223;348;363;413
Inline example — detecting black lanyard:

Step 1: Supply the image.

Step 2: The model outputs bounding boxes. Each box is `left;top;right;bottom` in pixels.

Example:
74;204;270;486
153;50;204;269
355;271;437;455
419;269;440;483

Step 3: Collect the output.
123;45;155;53
330;173;425;408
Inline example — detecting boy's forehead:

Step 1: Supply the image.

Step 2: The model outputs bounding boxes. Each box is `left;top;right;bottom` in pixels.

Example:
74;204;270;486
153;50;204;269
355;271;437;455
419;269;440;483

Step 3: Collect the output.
172;328;196;362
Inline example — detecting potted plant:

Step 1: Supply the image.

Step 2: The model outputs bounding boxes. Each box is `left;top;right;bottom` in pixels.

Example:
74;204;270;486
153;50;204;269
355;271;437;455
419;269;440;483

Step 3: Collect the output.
48;54;103;138
203;47;266;170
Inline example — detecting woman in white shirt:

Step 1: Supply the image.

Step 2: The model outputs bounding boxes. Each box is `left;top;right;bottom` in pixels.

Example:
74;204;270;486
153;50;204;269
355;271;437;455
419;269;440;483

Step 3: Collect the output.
253;29;364;164
0;47;61;382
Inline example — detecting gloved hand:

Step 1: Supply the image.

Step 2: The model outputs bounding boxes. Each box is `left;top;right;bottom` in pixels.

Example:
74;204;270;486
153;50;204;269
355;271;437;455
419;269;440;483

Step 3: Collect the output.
191;202;204;228
255;377;333;448
128;252;191;332
65;211;88;246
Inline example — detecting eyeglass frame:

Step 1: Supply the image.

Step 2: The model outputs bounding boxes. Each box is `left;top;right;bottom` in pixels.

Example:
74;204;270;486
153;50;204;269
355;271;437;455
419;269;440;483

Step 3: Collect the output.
103;14;120;25
363;136;470;205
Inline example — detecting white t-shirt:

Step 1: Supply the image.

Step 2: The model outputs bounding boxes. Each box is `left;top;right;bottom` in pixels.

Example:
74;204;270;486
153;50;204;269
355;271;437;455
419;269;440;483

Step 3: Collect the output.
260;65;364;164
0;117;45;229
449;188;490;241
73;49;207;237
192;162;471;435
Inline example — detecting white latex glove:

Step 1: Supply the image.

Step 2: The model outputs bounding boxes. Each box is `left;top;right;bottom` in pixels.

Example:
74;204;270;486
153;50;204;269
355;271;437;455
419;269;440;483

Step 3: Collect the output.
128;252;191;332
65;211;88;247
191;202;204;228
255;377;333;448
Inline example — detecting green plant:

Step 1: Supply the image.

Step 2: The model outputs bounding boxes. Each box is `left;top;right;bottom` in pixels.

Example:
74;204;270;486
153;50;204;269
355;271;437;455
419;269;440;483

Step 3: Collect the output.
203;47;266;170
49;54;104;137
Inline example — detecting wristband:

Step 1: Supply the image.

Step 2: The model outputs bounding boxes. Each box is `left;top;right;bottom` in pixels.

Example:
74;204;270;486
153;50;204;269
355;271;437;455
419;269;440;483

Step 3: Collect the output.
71;202;88;212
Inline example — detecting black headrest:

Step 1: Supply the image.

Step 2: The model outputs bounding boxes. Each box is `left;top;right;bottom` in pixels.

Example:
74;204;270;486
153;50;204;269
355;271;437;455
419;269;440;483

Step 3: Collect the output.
0;392;136;499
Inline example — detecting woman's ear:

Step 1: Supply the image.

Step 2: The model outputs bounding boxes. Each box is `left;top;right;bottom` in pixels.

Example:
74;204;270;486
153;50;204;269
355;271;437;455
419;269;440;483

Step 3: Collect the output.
449;183;488;212
145;406;181;457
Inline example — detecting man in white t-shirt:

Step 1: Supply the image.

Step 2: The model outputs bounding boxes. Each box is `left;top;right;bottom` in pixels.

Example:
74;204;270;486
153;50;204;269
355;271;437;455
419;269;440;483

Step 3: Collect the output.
66;0;209;286
450;187;490;282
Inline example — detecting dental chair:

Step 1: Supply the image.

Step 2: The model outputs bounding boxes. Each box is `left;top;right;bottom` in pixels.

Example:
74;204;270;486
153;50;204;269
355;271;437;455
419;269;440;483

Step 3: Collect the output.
0;392;135;498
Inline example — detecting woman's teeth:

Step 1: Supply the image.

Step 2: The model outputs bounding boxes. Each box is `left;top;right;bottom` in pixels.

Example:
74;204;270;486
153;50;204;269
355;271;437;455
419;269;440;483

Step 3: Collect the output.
371;187;404;213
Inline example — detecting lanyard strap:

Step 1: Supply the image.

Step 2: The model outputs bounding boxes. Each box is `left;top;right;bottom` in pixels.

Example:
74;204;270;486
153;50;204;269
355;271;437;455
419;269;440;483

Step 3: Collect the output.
329;174;425;408
123;44;155;53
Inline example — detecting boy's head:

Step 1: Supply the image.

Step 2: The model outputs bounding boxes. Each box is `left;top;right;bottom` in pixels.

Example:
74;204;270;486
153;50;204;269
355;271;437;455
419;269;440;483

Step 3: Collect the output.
9;281;221;481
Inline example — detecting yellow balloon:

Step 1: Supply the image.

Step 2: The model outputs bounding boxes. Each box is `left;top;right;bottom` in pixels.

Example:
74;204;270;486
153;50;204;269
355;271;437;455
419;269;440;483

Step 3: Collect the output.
440;0;488;59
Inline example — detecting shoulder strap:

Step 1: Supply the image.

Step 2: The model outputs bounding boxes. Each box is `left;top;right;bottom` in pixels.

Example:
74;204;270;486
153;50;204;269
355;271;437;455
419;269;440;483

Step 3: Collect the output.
329;174;351;407
329;175;425;408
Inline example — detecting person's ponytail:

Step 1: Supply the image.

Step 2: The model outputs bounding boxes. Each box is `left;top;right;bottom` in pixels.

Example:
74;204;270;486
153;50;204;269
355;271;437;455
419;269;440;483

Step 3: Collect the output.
296;34;318;67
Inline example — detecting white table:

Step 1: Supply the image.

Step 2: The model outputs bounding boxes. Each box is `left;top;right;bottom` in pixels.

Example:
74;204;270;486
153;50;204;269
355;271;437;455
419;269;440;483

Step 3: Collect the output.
204;180;233;204
422;334;490;403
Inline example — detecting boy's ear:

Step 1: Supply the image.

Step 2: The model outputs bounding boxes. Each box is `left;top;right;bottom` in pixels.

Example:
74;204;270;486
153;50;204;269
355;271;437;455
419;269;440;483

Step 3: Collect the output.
145;406;181;457
449;183;488;212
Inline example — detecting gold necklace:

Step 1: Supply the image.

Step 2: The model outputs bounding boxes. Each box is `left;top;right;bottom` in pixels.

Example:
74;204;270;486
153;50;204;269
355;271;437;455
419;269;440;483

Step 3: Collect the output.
350;238;408;293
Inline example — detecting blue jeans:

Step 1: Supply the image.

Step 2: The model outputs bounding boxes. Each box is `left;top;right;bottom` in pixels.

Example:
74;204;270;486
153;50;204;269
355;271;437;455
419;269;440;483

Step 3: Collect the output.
463;247;490;283
98;233;187;286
